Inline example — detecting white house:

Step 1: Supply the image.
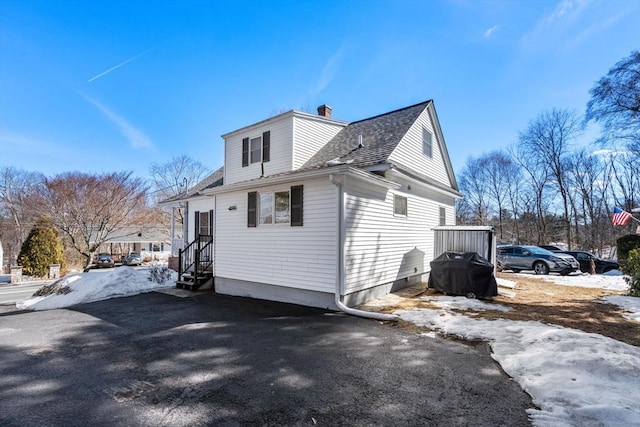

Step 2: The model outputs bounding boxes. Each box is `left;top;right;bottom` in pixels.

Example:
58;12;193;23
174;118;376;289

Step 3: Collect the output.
162;100;461;310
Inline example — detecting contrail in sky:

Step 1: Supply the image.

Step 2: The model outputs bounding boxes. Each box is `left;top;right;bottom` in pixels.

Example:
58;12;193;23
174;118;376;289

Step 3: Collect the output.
88;47;155;82
79;93;154;149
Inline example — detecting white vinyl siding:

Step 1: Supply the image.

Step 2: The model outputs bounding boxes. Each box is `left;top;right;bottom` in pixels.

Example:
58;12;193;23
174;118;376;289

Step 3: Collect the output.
188;198;215;242
387;106;452;187
343;179;455;294
215;178;337;292
225;115;294;185
293;116;345;169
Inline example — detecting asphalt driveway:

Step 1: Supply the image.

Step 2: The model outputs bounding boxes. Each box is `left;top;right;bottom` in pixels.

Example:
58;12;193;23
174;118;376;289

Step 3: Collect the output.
0;292;533;426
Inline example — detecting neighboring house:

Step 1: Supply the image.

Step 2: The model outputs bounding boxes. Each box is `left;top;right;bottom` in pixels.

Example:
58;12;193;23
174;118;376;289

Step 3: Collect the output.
161;100;461;309
94;226;171;261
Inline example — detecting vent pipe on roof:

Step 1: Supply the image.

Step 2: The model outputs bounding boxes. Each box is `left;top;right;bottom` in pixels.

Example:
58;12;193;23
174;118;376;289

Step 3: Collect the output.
357;134;363;149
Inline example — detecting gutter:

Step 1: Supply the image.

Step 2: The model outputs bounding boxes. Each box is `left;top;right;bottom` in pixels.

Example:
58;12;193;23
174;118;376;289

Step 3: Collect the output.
330;173;398;322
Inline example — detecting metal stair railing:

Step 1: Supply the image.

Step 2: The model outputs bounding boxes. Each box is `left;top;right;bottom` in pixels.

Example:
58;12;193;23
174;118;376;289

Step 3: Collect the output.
178;234;213;281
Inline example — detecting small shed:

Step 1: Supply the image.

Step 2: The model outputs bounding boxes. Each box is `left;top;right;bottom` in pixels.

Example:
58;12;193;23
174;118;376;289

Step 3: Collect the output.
433;226;496;271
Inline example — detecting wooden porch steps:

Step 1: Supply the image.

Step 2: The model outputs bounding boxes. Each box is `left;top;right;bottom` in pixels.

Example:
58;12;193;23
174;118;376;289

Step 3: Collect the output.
176;270;214;291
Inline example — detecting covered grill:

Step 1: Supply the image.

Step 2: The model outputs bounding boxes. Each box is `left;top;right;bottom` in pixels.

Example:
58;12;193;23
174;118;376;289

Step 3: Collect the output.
428;252;498;298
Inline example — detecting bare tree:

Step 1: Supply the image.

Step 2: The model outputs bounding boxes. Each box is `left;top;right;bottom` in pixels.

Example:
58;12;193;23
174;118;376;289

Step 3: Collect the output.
512;139;552;245
586;51;640;147
517;109;581;247
0;167;45;266
565;150;612;253
457;156;490;225
149;155;211;202
609;149;640;215
478;151;519;240
149;155;211;237
42;171;149;267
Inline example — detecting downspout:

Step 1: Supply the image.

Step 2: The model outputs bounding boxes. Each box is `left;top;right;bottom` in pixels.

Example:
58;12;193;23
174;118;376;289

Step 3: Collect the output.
330;173;398;322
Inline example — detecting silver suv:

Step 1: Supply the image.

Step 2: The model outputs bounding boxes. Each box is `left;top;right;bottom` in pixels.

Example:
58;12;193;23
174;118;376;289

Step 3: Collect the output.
497;245;579;275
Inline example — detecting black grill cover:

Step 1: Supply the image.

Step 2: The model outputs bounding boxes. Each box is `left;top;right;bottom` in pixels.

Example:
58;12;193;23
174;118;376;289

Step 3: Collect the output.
428;252;498;298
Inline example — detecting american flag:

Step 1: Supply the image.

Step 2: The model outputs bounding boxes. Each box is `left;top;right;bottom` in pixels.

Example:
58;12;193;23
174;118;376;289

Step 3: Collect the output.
612;207;632;226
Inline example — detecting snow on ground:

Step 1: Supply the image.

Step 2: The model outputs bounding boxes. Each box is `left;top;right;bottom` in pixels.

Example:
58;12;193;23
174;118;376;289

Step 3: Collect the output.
509;270;639;323
16;266;176;311
515;270;629;291
600;295;640;324
398;273;640;426
396;297;640;427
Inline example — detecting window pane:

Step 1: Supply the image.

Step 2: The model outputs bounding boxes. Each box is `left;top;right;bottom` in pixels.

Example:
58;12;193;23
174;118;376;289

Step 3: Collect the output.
199;211;210;235
394;195;407;216
250;136;262;164
259;193;273;224
275;191;290;224
439;207;446;226
423;128;432;158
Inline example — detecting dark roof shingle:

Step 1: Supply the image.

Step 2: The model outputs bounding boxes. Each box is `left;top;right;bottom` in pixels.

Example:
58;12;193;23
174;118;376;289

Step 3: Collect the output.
302;100;431;169
160;166;224;203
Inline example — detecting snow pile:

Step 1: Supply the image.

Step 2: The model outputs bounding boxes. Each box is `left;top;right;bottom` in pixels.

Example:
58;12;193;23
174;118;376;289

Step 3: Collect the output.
421;295;511;312
16;266;176;311
600;295;640;323
395;298;640;427
520;271;629;291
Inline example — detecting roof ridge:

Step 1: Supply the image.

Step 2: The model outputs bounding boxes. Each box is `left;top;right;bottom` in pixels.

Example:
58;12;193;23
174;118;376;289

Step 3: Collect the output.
348;99;432;125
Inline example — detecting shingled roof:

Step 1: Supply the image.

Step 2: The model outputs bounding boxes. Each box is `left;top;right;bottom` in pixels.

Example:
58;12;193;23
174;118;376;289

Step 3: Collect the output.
160;166;224;204
302;100;431;169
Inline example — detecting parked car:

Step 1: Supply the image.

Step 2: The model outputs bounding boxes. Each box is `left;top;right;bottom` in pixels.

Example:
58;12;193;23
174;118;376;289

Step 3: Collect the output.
552;251;619;274
539;245;563;251
122;252;142;266
497;245;579;275
94;253;115;268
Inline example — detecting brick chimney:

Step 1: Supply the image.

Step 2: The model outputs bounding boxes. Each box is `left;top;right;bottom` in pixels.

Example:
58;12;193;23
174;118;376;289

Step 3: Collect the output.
317;104;332;118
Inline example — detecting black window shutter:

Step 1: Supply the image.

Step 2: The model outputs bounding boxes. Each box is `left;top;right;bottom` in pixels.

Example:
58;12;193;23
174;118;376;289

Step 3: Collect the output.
247;192;257;228
209;209;214;235
194;211;200;237
262;131;270;163
290;185;303;226
242;138;249;167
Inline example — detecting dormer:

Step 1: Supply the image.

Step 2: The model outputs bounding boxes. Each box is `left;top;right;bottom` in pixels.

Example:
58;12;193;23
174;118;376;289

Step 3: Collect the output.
223;106;346;186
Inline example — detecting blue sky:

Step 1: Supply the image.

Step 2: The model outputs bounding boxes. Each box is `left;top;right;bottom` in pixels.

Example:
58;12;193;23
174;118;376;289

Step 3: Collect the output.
1;0;638;180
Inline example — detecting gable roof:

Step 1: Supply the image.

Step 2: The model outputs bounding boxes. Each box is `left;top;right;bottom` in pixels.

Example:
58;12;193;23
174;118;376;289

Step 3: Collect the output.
159;166;224;204
302;100;431;169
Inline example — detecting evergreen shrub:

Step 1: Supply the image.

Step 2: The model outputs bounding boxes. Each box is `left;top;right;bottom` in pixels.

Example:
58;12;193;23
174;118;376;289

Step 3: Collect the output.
17;217;65;277
624;248;640;297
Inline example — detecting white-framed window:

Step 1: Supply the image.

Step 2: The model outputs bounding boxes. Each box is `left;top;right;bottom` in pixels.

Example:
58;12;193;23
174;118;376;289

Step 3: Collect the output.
439;207;446;226
195;210;213;237
259;192;273;224
248;186;302;228
422;127;433;158
394;195;407;216
250;136;262;164
242;131;270;167
275;191;290;224
199;211;210;235
258;190;291;225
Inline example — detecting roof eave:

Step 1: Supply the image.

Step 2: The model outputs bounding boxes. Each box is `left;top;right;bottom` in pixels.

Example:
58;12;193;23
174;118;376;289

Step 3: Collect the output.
202;165;399;195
